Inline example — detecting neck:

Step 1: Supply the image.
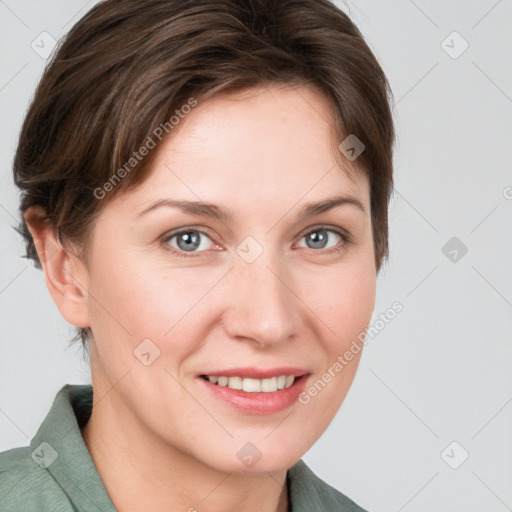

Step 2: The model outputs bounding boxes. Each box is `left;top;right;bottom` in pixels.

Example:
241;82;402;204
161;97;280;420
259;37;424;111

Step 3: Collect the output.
80;386;289;512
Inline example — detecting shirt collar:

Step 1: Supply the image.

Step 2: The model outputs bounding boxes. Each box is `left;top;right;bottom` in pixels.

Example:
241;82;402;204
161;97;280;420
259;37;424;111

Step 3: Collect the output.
30;384;116;511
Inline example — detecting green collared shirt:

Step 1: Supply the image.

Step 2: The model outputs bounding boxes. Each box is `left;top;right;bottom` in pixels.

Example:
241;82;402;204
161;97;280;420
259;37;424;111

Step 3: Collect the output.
0;384;368;511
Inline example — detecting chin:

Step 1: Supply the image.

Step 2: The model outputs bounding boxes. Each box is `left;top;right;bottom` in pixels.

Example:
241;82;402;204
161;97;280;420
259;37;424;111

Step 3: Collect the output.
201;442;305;476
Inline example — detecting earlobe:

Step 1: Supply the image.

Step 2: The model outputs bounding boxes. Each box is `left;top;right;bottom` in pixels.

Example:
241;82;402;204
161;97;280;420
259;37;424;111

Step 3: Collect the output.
24;206;91;329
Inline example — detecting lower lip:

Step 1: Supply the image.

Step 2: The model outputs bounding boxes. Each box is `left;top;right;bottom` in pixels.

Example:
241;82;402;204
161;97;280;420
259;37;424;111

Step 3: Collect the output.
198;375;309;415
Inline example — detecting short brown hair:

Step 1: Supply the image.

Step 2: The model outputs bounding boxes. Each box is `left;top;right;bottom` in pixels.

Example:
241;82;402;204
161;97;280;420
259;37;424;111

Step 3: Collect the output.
13;0;395;351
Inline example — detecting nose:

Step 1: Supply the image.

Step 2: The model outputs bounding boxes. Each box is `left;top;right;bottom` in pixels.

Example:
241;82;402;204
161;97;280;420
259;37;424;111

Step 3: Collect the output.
221;251;300;349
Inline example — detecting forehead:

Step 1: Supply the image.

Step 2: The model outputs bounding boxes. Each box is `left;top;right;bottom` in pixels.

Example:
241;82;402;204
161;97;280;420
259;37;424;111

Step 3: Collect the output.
110;84;369;217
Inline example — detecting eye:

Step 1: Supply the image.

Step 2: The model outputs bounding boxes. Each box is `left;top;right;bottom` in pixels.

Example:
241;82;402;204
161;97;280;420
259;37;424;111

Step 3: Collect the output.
160;224;353;259
161;228;218;259
295;225;352;255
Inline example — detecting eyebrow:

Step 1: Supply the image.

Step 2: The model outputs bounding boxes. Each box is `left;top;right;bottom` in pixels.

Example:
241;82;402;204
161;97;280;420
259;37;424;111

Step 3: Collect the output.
137;194;366;221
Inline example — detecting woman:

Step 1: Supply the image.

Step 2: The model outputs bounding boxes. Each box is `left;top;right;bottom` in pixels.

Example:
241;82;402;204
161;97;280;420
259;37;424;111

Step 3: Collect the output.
0;0;394;510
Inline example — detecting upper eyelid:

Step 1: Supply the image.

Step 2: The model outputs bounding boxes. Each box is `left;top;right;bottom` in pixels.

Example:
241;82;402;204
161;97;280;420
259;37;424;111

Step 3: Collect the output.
161;225;217;243
296;224;348;238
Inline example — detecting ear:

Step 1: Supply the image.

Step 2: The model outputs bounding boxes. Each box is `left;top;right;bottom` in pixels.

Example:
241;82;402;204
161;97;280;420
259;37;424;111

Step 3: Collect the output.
24;206;91;329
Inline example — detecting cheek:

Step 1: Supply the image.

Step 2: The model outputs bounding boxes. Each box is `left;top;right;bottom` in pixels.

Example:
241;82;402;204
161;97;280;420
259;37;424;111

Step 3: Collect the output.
341;265;376;331
308;259;376;347
299;262;375;427
86;247;220;356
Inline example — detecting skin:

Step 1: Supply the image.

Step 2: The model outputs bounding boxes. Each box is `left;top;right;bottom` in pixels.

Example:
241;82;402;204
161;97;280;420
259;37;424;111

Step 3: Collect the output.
25;84;376;512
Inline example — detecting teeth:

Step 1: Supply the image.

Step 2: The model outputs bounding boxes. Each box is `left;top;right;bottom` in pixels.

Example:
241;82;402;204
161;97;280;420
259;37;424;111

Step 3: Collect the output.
206;375;296;392
261;377;277;392
228;376;243;390
243;378;261;392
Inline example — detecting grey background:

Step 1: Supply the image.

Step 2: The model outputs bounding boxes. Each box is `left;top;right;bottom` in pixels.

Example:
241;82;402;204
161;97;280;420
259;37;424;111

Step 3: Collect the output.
1;1;511;511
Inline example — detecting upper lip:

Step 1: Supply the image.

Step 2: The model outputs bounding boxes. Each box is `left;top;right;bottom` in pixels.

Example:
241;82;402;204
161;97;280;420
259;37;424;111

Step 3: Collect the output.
200;367;309;379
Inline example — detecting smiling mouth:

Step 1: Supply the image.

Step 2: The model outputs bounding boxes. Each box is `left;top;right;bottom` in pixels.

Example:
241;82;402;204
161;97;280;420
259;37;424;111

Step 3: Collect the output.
198;372;310;414
199;374;304;393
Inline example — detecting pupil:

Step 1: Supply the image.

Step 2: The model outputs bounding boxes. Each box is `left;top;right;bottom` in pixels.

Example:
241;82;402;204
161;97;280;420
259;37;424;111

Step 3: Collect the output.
178;232;200;251
308;230;327;249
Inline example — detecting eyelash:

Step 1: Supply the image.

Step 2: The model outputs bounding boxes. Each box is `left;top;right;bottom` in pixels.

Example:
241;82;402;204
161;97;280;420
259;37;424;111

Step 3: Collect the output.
160;225;353;260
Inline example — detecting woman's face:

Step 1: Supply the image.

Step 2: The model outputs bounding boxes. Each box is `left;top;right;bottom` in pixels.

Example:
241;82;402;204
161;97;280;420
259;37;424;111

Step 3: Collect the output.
81;84;376;473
